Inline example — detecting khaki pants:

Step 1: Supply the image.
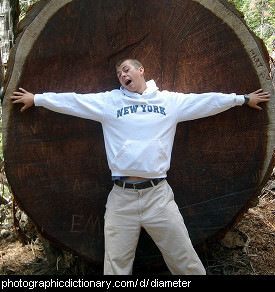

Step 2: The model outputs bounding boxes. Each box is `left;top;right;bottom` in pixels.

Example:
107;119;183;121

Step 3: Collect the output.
104;179;206;275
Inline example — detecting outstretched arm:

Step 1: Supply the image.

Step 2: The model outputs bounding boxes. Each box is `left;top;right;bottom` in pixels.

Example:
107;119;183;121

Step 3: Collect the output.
246;89;271;110
11;88;34;112
10;87;106;122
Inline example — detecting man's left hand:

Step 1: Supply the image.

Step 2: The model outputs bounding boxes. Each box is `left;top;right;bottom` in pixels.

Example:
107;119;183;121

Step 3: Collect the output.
247;89;271;110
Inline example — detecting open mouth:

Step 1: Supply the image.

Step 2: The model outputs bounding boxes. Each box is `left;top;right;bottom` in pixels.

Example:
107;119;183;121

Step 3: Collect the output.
125;80;132;86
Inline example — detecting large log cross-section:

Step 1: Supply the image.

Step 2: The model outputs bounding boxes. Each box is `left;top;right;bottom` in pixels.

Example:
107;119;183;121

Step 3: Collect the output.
2;0;274;262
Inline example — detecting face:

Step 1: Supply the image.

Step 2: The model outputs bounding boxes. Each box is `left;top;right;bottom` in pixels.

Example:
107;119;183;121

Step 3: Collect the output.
116;60;146;93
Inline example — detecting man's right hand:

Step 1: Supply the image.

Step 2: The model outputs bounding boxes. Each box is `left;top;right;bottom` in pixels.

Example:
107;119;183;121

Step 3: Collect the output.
11;88;35;112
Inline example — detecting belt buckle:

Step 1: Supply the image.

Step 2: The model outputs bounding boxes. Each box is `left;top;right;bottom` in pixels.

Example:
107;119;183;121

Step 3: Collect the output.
133;182;137;190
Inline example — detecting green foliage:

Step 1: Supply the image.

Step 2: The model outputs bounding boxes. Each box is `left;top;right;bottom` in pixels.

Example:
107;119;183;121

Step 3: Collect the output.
19;0;39;20
229;0;275;52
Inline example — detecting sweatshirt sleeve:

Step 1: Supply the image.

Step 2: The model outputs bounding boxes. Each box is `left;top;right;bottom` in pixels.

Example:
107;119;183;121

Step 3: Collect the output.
34;92;106;123
174;92;245;123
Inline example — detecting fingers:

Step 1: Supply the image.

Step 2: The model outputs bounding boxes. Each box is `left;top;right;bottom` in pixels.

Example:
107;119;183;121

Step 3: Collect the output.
10;87;34;112
11;93;23;98
259;98;270;102
250;88;269;95
249;89;270;102
253;105;263;111
18;87;28;93
11;98;23;104
247;88;271;110
252;89;263;94
11;92;25;103
11;95;23;101
254;96;270;103
11;88;28;98
258;92;270;98
11;97;32;112
20;104;28;112
252;88;271;98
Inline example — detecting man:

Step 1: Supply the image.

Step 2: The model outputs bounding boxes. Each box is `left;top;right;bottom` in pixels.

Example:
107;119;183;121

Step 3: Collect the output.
11;58;270;275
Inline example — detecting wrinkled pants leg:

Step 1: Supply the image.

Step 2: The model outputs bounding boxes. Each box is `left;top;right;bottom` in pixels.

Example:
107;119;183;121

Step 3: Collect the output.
104;184;141;275
142;181;206;275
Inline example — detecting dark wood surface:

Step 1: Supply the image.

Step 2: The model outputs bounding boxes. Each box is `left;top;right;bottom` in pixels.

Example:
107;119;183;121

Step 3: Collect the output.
2;0;274;262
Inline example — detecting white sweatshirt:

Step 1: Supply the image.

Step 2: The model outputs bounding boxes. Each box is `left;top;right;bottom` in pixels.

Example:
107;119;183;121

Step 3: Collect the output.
34;80;245;179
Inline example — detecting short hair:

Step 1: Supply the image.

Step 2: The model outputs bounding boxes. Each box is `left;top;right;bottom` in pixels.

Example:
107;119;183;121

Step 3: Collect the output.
115;58;143;69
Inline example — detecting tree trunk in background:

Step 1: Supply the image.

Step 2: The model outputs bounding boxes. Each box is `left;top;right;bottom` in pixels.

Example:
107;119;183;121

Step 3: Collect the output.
0;0;19;90
1;0;275;268
0;0;19;62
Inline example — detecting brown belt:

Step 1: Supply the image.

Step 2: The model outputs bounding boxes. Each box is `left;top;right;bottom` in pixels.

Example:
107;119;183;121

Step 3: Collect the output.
114;178;164;189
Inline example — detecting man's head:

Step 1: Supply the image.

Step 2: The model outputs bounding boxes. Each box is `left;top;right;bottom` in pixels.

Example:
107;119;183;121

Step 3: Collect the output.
116;58;147;94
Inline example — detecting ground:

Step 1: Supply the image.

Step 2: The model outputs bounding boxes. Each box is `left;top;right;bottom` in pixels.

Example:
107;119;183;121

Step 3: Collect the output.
201;175;275;275
0;169;274;275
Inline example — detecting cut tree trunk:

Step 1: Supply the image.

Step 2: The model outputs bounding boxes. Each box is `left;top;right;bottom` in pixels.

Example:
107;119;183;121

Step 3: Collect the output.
2;0;274;263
